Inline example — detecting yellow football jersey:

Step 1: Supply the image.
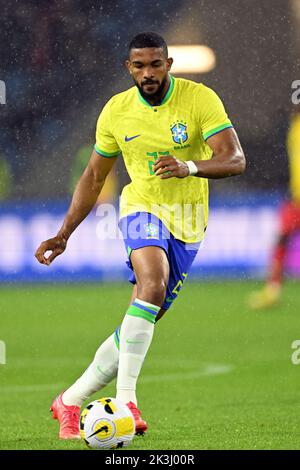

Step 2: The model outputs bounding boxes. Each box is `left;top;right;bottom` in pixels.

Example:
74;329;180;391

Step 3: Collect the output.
95;75;232;242
287;112;300;203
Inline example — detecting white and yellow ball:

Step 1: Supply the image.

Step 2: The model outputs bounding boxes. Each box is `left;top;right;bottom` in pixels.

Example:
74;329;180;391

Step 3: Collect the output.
80;397;135;450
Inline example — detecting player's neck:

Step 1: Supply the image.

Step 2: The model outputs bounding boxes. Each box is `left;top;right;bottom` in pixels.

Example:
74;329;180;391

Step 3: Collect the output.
145;75;171;106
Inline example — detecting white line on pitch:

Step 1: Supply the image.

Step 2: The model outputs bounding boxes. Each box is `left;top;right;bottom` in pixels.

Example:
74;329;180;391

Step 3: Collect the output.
141;364;234;383
0;364;234;393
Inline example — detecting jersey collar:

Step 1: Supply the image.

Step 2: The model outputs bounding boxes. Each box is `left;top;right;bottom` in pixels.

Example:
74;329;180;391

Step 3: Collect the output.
137;74;175;107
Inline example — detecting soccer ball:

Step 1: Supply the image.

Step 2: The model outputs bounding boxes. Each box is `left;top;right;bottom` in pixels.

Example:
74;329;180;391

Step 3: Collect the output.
80;397;135;449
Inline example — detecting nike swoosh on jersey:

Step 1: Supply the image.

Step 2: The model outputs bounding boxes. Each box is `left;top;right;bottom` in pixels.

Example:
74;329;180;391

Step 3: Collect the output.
125;134;141;142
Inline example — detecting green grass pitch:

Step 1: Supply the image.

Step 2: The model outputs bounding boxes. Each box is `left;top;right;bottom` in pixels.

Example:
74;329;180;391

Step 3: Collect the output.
0;280;299;450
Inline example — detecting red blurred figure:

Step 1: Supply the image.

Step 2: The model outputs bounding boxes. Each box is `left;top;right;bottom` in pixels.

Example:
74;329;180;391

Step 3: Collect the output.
249;106;300;308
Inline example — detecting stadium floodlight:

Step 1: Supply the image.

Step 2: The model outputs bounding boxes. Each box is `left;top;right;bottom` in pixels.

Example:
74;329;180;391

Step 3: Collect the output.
168;45;216;74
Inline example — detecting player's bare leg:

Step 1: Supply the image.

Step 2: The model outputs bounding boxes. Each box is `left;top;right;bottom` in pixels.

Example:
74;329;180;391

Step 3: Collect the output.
130;246;169;305
129;278;167;322
116;246;169;434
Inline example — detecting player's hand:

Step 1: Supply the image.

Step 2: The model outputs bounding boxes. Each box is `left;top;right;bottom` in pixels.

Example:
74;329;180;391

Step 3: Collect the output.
153;155;189;179
35;235;67;266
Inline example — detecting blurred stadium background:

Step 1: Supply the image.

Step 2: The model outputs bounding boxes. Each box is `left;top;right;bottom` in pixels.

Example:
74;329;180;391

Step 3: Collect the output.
1;0;300;283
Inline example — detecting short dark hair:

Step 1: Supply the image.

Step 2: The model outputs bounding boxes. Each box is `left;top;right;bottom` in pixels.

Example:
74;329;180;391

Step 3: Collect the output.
129;32;168;57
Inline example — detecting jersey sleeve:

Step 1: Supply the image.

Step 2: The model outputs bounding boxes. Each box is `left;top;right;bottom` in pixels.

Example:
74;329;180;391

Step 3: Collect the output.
199;86;233;141
94;100;121;157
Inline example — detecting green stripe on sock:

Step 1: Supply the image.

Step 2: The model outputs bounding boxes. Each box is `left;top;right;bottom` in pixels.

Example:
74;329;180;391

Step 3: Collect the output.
127;304;157;324
136;298;160;312
96;365;112;378
114;327;120;350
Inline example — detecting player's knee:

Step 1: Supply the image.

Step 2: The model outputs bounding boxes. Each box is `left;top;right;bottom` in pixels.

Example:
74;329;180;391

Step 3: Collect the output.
137;278;167;307
155;309;167;322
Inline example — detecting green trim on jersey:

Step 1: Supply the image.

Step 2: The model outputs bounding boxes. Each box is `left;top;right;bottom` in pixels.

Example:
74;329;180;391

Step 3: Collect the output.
137;74;175;107
203;123;233;141
161;74;175;105
94;144;120;157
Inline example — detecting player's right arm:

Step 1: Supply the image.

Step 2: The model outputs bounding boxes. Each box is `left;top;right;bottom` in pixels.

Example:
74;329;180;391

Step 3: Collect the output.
35;150;117;265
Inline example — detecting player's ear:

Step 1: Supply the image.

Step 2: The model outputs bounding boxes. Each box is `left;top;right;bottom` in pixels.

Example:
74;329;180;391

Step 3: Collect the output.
125;60;132;74
166;57;173;71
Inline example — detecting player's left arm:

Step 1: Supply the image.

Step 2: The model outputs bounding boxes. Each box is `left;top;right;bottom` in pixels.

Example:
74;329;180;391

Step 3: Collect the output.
154;127;246;179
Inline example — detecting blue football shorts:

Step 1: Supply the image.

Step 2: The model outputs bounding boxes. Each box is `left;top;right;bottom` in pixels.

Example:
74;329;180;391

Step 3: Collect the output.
119;212;200;311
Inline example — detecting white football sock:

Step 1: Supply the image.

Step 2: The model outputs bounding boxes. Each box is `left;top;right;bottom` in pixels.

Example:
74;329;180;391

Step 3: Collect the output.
116;298;160;406
63;332;119;406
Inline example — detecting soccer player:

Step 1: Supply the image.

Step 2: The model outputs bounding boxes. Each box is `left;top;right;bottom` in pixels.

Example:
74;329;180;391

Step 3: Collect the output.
35;32;246;439
248;105;300;309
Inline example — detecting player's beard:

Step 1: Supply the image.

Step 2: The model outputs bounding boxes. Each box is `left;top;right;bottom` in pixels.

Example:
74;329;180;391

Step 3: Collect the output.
135;75;168;104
